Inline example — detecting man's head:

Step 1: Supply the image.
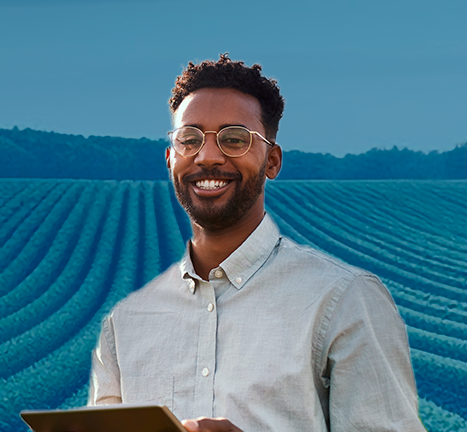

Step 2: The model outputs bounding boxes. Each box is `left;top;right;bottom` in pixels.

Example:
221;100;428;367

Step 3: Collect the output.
169;53;285;141
167;55;284;232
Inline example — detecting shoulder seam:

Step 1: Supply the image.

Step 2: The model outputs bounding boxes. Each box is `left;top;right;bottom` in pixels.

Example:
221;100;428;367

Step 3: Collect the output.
280;237;371;278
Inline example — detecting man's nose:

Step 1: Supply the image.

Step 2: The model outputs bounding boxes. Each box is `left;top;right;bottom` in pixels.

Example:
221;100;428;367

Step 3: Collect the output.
194;133;226;167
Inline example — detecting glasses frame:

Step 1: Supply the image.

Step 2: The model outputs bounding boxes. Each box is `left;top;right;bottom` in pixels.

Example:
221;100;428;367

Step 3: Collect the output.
168;125;275;158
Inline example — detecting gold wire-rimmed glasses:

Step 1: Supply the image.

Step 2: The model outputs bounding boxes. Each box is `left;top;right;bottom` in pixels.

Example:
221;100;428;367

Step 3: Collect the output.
167;125;275;158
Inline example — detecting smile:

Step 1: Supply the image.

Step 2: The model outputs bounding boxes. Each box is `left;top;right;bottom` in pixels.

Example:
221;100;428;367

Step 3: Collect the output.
195;179;229;190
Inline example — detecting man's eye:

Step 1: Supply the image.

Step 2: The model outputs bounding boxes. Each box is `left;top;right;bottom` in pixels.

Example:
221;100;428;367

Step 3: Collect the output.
221;137;247;147
223;138;244;144
180;138;202;146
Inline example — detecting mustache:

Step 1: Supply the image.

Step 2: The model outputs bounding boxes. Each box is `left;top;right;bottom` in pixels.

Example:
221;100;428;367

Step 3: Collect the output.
183;167;242;183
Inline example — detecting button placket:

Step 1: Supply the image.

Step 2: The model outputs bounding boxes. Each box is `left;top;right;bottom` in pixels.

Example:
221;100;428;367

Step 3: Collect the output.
193;280;217;416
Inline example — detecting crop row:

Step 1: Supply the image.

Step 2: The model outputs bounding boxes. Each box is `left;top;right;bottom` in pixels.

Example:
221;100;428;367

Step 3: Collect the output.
383;279;467;327
152;181;187;268
286;181;467;271
0;183;86;299
295;181;467;256
396;304;467;341
412;348;467;418
0;182;69;275
0;180;28;208
407;325;467;363
0;183;98;318
0;181;52;235
419;397;467;432
0;183;111;343
300;181;467;256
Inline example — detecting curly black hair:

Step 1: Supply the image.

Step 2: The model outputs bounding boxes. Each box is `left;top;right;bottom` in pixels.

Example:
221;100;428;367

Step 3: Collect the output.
169;53;285;140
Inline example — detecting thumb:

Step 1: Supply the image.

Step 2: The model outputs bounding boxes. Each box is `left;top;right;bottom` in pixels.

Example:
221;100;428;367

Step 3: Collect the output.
182;419;199;431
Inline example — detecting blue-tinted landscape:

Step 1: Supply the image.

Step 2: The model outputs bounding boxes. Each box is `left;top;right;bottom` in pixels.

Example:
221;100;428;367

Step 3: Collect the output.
2;1;467;430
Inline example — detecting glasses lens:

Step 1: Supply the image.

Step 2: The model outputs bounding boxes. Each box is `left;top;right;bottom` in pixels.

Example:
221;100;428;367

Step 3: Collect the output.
172;127;203;156
218;127;251;156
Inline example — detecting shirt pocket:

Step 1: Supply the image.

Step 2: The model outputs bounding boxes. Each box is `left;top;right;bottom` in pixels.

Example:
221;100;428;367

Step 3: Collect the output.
121;375;174;410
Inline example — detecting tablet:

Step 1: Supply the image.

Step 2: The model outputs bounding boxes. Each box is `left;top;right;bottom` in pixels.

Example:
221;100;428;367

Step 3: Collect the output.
20;403;186;432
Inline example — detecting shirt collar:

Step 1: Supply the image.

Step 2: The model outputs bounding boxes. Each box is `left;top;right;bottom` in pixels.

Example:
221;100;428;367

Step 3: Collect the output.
179;245;198;294
179;213;281;294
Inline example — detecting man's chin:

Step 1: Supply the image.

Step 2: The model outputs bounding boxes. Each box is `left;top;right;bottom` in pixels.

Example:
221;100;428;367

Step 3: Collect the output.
187;205;240;231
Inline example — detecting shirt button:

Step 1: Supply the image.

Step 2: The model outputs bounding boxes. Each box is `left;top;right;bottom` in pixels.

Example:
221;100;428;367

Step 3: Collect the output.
235;277;243;284
214;270;223;278
207;303;214;312
202;368;209;377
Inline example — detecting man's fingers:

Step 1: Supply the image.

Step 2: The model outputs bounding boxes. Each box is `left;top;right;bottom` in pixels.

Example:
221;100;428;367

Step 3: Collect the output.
182;417;243;432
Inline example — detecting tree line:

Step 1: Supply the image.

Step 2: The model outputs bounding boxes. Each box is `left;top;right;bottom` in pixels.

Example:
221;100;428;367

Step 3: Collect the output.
1;127;466;180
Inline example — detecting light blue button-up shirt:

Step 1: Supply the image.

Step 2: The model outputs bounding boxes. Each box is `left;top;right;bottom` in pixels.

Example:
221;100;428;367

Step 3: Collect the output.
89;214;425;431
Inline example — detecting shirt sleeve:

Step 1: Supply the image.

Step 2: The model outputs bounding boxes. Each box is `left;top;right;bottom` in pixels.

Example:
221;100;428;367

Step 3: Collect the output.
88;315;122;405
320;275;426;431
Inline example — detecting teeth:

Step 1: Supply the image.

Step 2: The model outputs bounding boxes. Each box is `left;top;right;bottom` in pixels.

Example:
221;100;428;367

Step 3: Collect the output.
196;180;228;190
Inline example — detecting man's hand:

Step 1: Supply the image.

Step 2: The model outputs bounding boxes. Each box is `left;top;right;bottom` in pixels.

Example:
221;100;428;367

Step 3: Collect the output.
182;417;243;432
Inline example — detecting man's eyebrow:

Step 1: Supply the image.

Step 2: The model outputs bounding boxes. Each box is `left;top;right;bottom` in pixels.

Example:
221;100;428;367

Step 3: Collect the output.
183;123;204;129
219;123;248;130
183;123;249;131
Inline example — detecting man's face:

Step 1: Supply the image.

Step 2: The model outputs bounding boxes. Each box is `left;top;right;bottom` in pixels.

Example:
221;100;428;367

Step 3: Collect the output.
167;87;273;231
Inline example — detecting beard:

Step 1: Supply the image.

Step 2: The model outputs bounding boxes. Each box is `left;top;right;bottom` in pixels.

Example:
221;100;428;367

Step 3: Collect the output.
173;162;267;231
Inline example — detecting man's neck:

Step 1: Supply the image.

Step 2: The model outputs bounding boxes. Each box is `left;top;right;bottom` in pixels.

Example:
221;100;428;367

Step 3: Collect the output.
190;210;265;281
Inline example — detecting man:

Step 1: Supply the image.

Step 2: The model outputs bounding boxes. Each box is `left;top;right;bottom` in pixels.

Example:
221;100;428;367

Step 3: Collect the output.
89;54;425;431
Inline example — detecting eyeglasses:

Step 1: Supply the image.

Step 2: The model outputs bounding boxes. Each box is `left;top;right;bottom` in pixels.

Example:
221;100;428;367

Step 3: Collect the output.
167;126;275;158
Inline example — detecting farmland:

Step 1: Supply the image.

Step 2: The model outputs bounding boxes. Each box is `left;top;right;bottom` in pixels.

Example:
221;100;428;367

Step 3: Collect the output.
0;178;466;432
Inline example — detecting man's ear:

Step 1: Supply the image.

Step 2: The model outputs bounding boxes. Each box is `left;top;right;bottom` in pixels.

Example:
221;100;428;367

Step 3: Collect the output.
165;147;173;181
166;147;171;171
265;144;282;179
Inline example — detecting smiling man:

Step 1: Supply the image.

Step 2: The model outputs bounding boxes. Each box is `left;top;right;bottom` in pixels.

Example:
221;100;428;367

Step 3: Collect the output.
166;85;281;282
88;54;426;432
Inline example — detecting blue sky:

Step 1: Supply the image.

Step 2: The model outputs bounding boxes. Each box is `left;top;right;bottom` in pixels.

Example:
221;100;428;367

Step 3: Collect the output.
1;0;466;156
